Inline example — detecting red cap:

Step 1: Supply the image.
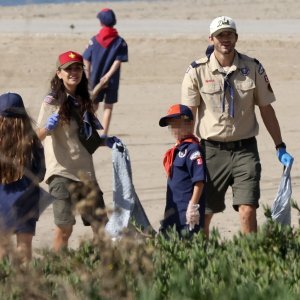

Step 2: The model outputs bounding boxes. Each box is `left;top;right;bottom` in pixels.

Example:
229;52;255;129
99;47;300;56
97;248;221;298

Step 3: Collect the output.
159;104;193;127
57;51;83;69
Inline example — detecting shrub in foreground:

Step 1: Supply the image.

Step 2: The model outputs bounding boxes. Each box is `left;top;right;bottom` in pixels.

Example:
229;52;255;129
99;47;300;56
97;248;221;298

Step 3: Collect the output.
0;222;300;299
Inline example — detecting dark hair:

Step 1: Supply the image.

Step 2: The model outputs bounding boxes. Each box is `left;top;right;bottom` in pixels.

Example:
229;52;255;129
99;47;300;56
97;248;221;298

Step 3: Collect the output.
49;70;94;124
0;115;41;183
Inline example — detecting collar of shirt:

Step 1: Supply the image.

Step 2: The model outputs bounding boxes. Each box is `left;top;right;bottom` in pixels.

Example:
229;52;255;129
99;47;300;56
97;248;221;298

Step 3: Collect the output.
209;51;239;75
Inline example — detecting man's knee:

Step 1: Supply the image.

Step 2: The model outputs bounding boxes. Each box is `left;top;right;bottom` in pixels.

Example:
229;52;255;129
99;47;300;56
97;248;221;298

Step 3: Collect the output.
239;204;256;217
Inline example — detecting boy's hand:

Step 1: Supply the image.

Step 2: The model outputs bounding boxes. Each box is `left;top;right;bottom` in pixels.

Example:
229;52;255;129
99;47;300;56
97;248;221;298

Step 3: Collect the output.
186;202;200;230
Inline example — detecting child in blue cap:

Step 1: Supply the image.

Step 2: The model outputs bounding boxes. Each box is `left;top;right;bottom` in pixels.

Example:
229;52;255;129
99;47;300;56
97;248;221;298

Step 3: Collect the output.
83;8;128;137
159;104;206;237
0;92;45;262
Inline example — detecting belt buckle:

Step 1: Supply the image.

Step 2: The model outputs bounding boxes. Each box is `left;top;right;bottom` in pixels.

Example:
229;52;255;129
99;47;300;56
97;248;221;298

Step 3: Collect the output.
225;141;236;150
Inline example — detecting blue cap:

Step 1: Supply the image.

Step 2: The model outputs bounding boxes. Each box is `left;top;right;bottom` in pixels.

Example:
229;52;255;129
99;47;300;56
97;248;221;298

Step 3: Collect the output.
97;8;116;27
0;92;26;118
159;104;193;127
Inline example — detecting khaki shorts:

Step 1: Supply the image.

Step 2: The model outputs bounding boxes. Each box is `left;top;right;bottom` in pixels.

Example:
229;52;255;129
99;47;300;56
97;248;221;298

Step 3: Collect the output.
48;175;106;226
201;138;261;213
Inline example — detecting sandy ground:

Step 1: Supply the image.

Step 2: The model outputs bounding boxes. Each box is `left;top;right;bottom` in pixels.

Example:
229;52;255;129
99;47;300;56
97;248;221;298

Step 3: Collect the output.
0;0;299;252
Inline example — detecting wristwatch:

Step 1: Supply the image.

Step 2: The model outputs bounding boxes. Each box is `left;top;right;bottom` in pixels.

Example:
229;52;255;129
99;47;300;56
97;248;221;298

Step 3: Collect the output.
275;142;286;150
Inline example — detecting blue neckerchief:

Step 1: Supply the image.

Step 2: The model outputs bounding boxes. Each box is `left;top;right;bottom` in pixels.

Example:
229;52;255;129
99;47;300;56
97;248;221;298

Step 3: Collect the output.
222;72;235;118
68;95;103;139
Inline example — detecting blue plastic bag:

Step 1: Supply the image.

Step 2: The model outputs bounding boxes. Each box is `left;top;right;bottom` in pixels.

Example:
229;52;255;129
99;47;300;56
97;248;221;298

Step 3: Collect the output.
271;163;293;225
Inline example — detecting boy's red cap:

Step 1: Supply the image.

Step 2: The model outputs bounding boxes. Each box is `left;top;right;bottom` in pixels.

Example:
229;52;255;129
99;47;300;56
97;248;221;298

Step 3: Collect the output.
57;51;83;69
159;104;193;127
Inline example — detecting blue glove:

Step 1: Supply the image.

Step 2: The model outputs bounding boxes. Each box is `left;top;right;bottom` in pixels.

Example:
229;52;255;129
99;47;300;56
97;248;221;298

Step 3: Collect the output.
277;148;294;167
104;136;123;151
46;113;59;131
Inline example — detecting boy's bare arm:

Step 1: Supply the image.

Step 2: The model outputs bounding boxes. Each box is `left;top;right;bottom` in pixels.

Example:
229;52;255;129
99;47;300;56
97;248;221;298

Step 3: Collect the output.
91;60;122;100
190;181;204;204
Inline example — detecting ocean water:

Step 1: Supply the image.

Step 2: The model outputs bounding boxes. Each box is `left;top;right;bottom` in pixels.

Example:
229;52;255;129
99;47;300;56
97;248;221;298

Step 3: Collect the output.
0;0;132;6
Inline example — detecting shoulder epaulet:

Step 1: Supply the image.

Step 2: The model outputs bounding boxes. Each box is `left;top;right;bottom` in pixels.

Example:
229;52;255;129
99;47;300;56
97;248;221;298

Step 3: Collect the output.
190;57;208;68
43;94;56;104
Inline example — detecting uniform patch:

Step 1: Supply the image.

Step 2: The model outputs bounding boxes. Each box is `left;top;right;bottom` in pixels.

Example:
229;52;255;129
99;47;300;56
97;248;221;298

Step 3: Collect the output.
264;74;269;83
197;157;203;165
178;149;187;158
258;63;265;75
88;39;93;46
44;95;55;104
240;67;250;76
190;151;201;160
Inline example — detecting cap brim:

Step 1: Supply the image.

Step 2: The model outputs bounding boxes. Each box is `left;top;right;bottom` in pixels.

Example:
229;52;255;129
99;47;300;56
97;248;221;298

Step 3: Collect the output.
57;61;84;70
0;107;27;118
159;113;182;127
211;27;236;37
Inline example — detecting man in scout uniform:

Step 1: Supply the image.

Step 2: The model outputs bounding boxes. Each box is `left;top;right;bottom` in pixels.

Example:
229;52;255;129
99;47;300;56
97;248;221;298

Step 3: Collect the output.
181;16;293;237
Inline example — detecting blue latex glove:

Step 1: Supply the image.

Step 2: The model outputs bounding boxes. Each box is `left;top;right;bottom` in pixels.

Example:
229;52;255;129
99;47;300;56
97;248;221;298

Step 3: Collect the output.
46;113;59;131
103;135;123;151
277;148;294;167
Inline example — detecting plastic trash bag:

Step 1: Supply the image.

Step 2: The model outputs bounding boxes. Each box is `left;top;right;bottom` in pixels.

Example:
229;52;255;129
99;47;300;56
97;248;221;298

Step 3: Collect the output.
271;163;293;225
105;141;153;238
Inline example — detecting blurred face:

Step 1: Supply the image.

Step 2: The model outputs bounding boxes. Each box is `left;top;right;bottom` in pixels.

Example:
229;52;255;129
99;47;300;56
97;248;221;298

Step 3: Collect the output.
168;118;194;141
57;63;83;93
210;30;238;55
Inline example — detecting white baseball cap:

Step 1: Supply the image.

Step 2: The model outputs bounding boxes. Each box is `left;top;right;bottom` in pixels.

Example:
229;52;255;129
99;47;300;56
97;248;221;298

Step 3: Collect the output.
209;16;237;36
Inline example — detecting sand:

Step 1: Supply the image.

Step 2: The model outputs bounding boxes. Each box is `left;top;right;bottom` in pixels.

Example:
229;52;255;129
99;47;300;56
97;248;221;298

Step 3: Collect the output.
0;0;299;251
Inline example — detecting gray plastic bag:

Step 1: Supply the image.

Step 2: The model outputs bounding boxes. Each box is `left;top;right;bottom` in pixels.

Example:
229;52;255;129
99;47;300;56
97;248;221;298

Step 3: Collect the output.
271;163;293;225
105;142;153;238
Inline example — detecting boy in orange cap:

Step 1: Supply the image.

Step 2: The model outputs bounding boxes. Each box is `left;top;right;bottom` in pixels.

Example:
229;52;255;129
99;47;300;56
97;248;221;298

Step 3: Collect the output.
159;104;206;237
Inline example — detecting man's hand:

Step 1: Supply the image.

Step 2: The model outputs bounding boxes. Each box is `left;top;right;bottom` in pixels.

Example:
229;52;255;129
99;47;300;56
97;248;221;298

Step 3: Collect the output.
277;148;294;167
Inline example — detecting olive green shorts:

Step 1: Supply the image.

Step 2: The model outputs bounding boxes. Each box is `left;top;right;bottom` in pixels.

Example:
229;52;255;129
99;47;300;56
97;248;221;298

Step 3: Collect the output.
48;175;106;226
201;138;261;213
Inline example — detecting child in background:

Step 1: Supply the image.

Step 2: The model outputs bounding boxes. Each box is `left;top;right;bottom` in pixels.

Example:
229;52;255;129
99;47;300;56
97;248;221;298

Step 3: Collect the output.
159;104;205;237
0;92;45;262
83;8;128;136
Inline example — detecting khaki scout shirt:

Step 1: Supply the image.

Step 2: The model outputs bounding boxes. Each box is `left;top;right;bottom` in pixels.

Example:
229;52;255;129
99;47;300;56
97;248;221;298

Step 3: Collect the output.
37;95;96;183
181;51;276;142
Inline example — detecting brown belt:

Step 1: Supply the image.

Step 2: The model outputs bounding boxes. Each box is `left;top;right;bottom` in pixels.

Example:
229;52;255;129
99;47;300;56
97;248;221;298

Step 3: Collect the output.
201;137;256;151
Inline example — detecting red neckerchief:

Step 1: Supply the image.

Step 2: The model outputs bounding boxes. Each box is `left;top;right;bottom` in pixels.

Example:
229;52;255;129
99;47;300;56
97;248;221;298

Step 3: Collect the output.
96;27;119;48
163;135;200;177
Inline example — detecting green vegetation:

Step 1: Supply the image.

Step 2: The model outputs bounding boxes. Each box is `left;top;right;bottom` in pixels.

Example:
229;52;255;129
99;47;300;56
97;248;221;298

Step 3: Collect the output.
1;214;300;299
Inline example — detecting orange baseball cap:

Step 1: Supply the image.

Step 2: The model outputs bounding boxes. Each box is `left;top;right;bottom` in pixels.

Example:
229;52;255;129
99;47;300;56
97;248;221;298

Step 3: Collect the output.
159;104;193;127
57;51;83;69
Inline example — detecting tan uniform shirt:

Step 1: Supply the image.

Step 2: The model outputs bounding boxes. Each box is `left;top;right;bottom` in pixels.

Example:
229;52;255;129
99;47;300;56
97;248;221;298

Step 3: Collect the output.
181;51;276;142
37;95;96;183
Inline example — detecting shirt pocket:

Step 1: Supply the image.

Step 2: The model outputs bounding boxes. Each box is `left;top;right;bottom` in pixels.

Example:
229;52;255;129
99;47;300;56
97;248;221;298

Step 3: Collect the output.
200;84;223;110
235;79;256;97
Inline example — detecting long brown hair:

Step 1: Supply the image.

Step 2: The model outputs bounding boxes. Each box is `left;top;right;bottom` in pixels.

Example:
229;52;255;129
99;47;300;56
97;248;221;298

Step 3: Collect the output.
0;115;40;184
49;70;94;124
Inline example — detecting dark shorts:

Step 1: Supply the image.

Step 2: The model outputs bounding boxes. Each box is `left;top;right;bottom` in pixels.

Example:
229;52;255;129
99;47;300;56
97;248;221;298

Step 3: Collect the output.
48;176;106;226
201;137;261;213
95;88;118;104
0;179;39;235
